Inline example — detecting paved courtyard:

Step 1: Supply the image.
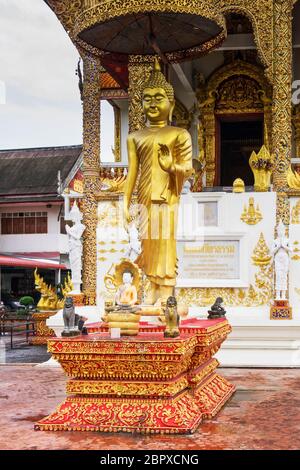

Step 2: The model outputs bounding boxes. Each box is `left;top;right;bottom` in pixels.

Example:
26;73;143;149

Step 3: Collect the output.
0;363;299;450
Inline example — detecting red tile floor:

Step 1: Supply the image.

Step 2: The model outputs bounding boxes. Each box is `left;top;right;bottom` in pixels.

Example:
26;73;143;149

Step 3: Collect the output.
0;365;299;450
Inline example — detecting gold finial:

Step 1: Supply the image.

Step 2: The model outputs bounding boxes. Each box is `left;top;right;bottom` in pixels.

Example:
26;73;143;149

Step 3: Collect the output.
240;197;263;225
143;57;174;101
154;57;161;72
233;178;245;193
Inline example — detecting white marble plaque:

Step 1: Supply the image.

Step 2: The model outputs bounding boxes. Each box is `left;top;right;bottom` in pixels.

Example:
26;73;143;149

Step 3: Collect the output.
177;239;241;286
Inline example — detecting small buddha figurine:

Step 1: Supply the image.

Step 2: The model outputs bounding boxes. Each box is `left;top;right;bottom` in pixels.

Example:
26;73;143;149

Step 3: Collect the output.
124;59;193;304
115;271;137;309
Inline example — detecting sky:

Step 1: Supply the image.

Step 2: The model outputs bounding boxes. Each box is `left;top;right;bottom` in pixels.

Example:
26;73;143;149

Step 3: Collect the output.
0;0;114;159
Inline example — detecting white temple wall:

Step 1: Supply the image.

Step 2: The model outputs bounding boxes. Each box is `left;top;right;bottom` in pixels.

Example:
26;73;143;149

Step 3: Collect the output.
94;191;300;367
118;99;129;163
289;196;300;311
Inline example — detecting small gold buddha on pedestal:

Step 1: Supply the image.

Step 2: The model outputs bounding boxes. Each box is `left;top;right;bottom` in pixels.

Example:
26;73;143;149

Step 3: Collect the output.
124;59;193;305
115;271;138;310
103;269;141;336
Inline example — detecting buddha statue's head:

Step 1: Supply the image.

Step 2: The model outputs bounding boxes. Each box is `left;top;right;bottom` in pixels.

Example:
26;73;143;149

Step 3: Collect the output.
142;58;175;124
122;270;133;285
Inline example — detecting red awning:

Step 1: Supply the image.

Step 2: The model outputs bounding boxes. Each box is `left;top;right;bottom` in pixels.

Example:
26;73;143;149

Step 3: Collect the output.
0;255;66;269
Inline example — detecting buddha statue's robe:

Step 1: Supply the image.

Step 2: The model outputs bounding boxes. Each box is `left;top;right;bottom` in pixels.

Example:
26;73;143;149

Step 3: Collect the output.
127;125;193;287
116;283;137;307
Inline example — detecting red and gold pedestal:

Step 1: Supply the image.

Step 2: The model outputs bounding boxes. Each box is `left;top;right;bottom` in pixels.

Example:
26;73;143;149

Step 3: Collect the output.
35;319;235;434
270;300;292;320
30;311;56;345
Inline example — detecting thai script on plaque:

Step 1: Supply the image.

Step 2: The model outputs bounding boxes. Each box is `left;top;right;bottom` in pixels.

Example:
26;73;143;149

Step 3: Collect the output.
178;240;239;280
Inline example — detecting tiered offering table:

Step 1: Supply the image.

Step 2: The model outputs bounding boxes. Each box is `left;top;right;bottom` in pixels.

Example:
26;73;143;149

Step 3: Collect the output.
35;318;235;434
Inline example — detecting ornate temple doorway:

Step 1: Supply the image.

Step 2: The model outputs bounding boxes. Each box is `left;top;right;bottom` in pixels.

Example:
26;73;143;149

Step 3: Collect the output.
217;114;264;187
197;61;272;187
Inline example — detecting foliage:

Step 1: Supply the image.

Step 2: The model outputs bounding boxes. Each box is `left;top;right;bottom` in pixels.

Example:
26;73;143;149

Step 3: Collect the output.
19;296;35;306
18;296;35;315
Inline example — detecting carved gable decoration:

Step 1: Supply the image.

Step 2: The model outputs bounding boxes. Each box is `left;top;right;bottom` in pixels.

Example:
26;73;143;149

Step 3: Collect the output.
216;76;263;112
173;100;190;129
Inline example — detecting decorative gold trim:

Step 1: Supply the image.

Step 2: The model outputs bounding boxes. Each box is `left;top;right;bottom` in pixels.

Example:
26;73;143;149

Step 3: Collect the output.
240;197;263;225
291;200;300;224
252;232;272;266
173;100;190;129
67;376;189;397
291;240;300;260
293;104;300;158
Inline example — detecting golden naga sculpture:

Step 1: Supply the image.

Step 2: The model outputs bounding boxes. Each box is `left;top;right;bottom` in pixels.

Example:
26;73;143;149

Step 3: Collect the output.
104;258;141;296
100;174;127;193
249;145;274;192
287;165;300;190
124;59;193;304
240;197;263;225
34;269;73;311
61;271;73;297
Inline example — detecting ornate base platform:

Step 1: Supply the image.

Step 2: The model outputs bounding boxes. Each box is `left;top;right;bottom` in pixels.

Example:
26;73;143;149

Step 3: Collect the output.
270;300;293;320
30;311;56;345
35;319;235;434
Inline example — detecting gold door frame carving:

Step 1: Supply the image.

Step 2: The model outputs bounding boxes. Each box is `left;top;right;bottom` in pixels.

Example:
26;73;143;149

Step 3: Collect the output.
197;60;273;187
293;103;300;159
112;104;121;162
173;99;191;129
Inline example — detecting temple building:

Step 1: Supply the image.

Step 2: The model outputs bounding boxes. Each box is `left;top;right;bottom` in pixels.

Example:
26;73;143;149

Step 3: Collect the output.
0;145;82;300
3;0;300;446
38;0;300;369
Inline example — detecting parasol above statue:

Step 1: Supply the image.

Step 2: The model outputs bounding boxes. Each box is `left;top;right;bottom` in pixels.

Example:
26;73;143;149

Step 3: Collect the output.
45;1;226;61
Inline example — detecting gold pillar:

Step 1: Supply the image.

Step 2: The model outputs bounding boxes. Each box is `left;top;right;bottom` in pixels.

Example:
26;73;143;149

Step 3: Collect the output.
263;101;273;150
202;105;216;187
272;0;293;224
82;53;101;305
113;104;121;162
128;56;153;133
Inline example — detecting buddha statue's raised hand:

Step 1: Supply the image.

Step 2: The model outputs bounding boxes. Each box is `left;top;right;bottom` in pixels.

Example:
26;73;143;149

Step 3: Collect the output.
158;143;174;173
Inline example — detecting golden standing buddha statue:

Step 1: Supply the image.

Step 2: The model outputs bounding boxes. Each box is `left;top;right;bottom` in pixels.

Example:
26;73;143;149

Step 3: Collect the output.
124;59;193;304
